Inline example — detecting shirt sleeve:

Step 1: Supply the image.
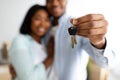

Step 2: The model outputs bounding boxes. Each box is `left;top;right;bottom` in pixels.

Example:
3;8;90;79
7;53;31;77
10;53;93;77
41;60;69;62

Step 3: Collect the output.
81;37;119;69
9;36;46;80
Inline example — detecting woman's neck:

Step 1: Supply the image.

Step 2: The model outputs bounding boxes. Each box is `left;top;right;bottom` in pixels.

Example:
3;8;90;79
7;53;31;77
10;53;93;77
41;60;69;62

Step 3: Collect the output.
30;33;41;43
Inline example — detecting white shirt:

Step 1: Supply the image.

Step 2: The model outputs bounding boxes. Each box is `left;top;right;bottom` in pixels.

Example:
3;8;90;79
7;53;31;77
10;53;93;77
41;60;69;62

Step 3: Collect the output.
33;39;47;65
47;13;118;80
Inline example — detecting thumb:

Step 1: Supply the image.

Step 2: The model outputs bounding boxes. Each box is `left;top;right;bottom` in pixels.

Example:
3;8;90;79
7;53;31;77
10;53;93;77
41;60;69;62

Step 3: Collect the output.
70;18;78;25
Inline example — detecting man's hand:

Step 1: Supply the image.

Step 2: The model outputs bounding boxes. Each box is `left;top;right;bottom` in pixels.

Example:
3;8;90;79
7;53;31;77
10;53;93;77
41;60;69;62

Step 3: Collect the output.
9;64;16;79
71;14;108;49
44;36;54;69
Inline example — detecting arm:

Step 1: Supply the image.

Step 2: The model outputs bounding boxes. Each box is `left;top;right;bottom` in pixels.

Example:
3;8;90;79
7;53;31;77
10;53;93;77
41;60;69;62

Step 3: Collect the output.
44;36;54;69
82;37;120;69
81;37;113;68
71;14;119;68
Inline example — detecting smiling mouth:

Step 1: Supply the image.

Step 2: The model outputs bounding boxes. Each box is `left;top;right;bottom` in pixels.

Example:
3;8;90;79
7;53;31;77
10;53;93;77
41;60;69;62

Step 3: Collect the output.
52;7;61;12
38;27;45;33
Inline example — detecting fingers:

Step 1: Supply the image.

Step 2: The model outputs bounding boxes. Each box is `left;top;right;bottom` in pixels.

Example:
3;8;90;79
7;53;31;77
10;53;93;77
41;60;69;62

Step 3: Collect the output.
70;18;78;25
70;14;108;43
71;14;104;25
77;14;104;24
78;34;105;43
76;20;108;29
89;34;105;41
70;14;107;48
77;26;107;36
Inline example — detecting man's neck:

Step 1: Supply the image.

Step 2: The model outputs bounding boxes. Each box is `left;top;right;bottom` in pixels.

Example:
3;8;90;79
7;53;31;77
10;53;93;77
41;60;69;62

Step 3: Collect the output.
52;17;59;26
52;13;66;26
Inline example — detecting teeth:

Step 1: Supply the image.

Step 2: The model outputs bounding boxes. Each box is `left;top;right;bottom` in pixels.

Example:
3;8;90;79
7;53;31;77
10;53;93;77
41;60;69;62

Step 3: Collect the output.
38;27;45;32
53;7;60;11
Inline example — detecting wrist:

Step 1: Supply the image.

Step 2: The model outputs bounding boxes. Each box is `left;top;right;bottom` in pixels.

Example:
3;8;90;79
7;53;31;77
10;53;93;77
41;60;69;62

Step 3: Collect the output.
91;38;106;49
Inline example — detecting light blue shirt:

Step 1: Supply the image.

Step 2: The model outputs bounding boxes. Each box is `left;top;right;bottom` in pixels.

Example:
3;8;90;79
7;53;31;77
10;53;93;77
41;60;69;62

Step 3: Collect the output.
9;34;47;80
50;13;117;80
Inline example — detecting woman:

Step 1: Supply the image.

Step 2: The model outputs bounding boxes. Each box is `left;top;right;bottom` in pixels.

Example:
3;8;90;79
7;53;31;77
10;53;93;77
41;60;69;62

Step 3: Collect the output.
9;4;53;80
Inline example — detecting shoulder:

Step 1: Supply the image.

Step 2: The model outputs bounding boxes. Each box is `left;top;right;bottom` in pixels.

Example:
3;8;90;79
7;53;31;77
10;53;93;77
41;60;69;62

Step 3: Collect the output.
14;34;30;43
10;34;32;50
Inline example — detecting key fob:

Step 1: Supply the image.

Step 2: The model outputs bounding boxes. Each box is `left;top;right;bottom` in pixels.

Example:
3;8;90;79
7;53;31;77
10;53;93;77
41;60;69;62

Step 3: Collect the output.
68;27;77;35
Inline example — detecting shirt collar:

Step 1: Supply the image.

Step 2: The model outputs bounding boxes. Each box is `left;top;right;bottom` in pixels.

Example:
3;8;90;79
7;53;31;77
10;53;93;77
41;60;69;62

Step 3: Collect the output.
50;13;70;25
58;13;69;24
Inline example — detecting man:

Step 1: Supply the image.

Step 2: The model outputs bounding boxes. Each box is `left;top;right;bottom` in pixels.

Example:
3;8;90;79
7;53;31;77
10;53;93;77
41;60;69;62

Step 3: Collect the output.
45;0;117;80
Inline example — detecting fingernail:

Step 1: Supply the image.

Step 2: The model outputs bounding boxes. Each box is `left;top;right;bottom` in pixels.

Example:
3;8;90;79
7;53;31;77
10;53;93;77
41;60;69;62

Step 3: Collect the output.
73;19;78;25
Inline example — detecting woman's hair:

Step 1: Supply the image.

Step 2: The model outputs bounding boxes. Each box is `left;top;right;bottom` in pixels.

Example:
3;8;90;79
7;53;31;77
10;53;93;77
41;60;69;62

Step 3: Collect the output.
20;4;50;34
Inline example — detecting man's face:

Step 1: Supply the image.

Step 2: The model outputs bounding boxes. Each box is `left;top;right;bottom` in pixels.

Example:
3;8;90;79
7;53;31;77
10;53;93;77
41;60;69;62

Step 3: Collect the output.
46;0;67;18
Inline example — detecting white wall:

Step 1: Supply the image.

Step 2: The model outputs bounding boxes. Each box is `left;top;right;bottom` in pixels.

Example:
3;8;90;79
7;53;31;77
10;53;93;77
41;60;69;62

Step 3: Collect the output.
0;0;120;49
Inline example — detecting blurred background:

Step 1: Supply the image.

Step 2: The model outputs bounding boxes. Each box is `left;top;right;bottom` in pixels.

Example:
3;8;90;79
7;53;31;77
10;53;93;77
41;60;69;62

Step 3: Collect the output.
0;0;120;80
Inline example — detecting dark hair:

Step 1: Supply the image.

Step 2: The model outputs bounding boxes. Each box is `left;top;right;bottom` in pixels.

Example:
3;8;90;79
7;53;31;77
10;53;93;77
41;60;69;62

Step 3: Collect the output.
20;4;49;34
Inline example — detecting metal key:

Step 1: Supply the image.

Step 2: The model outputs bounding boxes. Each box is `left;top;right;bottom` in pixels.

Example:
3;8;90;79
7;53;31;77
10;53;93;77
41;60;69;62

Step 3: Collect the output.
68;26;77;48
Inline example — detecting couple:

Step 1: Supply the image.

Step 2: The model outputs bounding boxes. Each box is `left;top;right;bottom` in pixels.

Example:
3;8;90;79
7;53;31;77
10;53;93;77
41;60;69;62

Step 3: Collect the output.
9;0;116;80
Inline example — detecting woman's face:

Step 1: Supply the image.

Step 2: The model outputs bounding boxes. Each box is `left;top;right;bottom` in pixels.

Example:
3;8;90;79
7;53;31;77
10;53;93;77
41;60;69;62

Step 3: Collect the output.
31;9;51;37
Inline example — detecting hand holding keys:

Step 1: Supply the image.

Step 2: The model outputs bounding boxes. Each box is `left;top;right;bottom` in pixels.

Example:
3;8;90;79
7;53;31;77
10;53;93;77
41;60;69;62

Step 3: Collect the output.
69;14;107;49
